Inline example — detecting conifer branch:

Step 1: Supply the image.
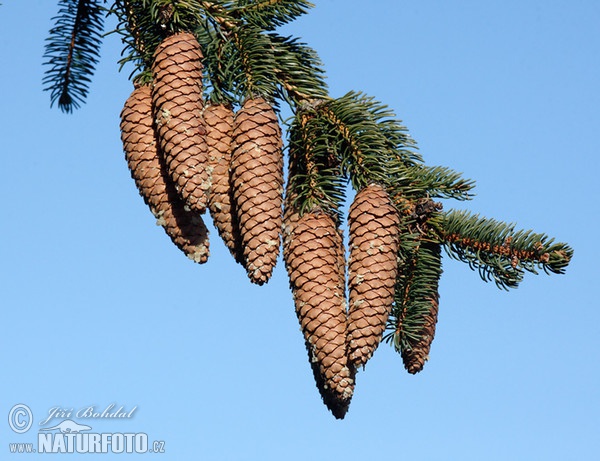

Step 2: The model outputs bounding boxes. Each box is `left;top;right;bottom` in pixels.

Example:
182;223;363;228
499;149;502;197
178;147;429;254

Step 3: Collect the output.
43;0;106;112
196;20;237;103
387;164;475;202
110;0;161;81
355;93;423;167
229;25;278;100
439;209;573;290
234;0;313;29
196;18;279;101
317;92;396;190
288;103;345;222
268;33;328;104
149;0;205;33
199;2;319;102
121;1;146;57
411;166;475;200
198;1;239;32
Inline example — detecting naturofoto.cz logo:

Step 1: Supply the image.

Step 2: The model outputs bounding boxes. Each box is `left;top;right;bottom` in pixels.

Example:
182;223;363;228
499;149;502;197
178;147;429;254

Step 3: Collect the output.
7;403;166;455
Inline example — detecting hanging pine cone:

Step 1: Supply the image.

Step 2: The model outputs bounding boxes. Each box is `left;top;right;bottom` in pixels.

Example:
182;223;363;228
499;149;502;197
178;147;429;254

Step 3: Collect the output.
152;31;210;214
400;241;442;374
204;103;244;264
347;184;400;368
283;209;355;419
231;97;283;285
402;296;439;374
120;84;209;263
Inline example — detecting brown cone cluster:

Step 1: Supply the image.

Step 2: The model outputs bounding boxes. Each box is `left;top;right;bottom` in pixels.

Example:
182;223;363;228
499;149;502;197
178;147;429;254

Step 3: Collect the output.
120;84;209;263
283;209;355;419
117;31;440;420
121;34;287;273
152;31;210;214
205;103;244;264
347;184;400;368
231;97;284;285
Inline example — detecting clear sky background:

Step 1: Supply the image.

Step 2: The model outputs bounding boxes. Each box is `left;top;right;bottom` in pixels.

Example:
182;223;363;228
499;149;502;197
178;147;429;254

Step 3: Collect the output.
1;1;599;459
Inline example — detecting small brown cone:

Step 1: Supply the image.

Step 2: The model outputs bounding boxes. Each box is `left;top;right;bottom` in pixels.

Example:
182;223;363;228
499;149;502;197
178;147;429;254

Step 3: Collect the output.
120;84;209;263
283;209;355;419
231;97;283;285
400;241;442;374
402;296;440;374
204;103;244;264
152;32;210;213
347;184;400;368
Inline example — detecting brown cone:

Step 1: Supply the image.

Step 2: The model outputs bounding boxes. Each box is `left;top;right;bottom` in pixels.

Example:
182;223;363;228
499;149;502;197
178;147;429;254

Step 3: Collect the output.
402;296;440;374
231;97;283;285
347;184;400;368
204;103;244;264
283;209;355;419
152;32;210;213
401;241;442;374
120;84;209;263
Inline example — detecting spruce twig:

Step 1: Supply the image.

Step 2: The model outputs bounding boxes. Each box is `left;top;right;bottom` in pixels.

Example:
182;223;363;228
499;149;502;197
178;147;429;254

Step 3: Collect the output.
439;209;573;290
43;0;106;112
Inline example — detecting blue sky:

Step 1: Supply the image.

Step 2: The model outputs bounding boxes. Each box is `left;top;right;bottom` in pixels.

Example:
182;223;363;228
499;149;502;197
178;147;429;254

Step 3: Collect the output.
1;1;598;459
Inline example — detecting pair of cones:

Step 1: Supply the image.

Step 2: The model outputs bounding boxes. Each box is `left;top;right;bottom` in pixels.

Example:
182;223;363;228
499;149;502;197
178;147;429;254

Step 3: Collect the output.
284;184;407;418
120;32;283;285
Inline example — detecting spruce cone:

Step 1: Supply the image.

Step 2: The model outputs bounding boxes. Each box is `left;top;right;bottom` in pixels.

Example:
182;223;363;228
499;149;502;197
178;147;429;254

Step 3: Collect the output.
205;103;244;264
347;184;400;368
284;210;355;419
152;32;210;213
401;241;442;374
120;84;209;263
231;97;283;285
402;296;439;374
